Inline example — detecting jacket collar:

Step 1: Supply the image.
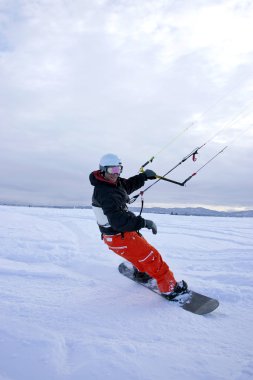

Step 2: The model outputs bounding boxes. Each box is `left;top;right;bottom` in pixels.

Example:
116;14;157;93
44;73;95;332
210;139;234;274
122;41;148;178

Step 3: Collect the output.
93;170;118;186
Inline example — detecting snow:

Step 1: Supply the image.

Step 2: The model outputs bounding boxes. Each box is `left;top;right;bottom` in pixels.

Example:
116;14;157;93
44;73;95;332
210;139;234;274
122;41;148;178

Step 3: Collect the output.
0;205;253;380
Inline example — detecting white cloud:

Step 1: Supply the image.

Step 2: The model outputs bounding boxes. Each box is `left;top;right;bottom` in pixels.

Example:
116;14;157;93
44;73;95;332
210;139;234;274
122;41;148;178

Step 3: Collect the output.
0;0;253;208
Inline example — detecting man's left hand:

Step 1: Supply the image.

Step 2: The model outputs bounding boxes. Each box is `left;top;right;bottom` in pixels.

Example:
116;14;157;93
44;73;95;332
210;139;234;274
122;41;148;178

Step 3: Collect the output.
143;169;157;180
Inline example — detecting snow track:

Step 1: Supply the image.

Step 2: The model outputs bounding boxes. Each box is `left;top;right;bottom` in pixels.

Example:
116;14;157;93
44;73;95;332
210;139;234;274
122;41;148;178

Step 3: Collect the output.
0;206;253;380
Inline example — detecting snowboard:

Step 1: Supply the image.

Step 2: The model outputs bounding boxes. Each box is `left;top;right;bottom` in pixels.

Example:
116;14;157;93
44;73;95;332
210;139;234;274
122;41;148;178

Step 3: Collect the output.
118;262;219;315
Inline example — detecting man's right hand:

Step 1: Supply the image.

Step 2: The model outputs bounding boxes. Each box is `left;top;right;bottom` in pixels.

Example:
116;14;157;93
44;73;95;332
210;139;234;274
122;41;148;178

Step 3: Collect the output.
144;219;157;234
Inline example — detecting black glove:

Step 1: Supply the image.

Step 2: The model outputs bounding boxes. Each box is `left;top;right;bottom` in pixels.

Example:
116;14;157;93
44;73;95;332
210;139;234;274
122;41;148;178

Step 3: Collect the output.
144;219;157;234
143;169;156;180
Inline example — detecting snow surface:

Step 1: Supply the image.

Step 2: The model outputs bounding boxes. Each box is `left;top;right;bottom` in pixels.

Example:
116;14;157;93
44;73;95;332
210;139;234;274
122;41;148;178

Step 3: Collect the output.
0;205;253;380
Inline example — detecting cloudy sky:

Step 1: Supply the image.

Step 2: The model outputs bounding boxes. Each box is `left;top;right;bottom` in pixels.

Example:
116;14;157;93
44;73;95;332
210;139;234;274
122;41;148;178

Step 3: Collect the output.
0;0;253;210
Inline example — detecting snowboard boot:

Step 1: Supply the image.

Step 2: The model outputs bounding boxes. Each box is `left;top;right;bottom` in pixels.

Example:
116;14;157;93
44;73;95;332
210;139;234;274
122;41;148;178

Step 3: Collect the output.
162;280;188;300
133;267;153;283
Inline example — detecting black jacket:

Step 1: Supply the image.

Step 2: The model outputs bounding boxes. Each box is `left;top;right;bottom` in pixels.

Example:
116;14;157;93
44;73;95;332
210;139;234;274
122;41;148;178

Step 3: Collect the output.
89;170;147;235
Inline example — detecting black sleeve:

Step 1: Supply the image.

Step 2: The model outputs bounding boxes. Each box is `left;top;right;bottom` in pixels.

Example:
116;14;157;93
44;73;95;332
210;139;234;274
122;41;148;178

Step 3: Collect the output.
99;191;146;232
120;173;146;195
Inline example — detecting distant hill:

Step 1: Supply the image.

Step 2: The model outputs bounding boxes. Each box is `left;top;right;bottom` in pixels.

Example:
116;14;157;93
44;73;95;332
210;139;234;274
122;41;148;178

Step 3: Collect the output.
0;203;252;217
129;206;253;217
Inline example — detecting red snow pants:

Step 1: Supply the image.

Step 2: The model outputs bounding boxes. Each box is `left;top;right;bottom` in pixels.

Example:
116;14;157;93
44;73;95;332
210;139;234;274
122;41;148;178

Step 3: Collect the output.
103;231;176;293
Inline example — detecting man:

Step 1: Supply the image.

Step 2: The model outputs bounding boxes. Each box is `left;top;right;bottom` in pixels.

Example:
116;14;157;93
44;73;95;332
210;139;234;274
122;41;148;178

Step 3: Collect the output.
89;153;187;297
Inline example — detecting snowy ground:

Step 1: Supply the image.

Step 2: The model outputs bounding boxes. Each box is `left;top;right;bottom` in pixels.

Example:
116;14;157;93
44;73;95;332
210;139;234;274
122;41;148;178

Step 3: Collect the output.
0;205;253;380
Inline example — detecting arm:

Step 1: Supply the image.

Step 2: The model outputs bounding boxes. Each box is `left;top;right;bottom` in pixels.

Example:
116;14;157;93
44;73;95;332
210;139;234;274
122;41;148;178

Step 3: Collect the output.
98;189;145;232
120;173;146;195
121;170;157;195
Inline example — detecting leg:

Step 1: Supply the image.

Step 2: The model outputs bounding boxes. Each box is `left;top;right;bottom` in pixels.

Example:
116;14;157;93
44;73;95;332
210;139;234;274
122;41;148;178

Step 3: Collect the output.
103;232;176;293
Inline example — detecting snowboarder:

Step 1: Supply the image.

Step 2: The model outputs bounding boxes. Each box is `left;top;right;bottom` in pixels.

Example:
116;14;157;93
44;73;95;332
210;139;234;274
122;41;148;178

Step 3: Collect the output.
89;153;187;297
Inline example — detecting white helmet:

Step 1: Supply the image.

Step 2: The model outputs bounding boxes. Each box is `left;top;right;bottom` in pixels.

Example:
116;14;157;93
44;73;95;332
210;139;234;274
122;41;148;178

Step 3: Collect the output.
99;153;123;172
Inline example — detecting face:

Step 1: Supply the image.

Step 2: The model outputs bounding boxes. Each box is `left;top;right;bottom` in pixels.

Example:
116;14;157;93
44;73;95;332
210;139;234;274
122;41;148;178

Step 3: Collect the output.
103;166;122;183
104;171;119;183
